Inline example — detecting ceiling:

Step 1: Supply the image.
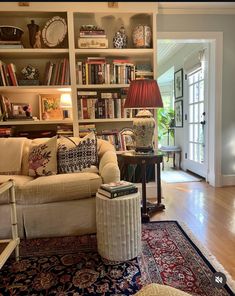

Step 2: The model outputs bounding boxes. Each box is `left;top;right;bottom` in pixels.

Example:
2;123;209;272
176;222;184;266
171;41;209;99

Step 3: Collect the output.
157;42;185;67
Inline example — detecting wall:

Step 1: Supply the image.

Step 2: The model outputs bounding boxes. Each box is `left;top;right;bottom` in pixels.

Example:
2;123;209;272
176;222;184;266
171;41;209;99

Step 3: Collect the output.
158;14;235;178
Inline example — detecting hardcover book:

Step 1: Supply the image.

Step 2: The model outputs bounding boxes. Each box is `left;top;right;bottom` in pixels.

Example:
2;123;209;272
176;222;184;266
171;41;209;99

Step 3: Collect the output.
100;180;134;193
98;186;138;199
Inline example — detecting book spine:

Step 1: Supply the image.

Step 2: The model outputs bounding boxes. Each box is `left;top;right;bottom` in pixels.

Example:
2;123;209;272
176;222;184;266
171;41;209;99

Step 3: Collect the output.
109;187;138;198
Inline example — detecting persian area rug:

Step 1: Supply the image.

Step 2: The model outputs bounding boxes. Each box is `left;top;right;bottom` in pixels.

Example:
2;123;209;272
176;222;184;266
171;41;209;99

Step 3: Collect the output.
0;221;234;296
161;170;202;183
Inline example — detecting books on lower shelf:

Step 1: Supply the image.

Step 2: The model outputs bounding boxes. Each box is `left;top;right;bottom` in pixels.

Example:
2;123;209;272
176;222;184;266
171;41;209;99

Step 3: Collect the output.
98;181;138;199
44;58;70;86
77;89;127;120
0;60;18;86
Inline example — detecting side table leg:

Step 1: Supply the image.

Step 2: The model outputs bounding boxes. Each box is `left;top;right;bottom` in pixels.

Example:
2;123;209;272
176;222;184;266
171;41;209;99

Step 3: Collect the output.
141;161;149;223
9;183;20;261
157;163;161;205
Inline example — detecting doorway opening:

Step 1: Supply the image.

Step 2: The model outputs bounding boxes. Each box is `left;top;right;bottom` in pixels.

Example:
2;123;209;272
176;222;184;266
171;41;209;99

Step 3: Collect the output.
157;33;222;186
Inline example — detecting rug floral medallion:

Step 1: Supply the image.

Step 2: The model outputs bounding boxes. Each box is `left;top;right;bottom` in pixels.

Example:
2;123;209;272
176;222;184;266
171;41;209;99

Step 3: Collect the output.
0;221;233;296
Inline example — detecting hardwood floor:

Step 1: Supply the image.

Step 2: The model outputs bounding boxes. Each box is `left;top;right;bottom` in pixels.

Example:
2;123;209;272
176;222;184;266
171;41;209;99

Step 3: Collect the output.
151;180;235;280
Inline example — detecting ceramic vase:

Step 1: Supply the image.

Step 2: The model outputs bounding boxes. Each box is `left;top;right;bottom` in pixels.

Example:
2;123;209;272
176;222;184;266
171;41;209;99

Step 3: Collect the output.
133;109;155;152
27;20;39;48
132;25;152;48
113;25;128;48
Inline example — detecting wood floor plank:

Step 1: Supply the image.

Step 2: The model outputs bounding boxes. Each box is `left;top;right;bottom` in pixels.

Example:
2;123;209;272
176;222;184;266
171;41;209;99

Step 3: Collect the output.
151;181;235;280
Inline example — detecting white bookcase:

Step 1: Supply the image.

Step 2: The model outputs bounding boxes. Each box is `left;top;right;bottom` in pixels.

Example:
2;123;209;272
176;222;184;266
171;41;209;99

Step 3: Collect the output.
0;2;158;138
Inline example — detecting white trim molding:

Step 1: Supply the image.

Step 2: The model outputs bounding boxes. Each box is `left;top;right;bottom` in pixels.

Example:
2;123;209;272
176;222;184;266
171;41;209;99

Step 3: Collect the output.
158;32;223;187
158;2;235;15
222;175;235;186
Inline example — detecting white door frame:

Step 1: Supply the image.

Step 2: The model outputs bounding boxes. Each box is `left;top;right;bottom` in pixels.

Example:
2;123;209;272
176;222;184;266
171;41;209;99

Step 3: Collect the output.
157;32;223;187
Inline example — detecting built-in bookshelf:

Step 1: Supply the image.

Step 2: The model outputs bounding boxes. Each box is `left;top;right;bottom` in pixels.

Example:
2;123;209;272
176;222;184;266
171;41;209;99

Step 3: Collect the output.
0;3;157;146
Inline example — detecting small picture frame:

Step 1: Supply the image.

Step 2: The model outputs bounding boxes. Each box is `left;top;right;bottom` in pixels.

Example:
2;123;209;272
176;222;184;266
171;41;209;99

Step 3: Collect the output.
174;68;183;99
174;100;183;128
11;103;31;118
39;94;63;120
120;128;135;150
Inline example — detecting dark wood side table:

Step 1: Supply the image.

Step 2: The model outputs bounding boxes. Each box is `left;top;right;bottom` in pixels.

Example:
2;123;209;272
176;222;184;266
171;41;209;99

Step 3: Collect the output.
119;151;165;223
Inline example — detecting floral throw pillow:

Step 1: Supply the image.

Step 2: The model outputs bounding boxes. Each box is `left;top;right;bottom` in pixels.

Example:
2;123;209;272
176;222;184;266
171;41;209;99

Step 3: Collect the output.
57;132;98;174
28;136;57;177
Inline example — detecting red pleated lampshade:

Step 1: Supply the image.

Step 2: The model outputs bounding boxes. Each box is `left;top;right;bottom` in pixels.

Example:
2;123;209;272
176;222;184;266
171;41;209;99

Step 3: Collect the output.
124;79;163;109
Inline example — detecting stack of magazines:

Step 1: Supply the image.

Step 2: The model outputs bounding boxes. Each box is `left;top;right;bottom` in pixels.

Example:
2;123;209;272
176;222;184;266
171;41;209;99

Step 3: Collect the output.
97;181;138;199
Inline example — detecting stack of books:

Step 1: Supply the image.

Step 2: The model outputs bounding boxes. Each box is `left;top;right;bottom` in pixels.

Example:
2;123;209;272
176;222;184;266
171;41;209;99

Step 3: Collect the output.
78;25;108;49
135;64;153;80
98;181;138;199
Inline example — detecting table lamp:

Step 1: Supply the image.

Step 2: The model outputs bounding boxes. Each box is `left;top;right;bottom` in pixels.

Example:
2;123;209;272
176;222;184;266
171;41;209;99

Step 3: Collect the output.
60;93;72;119
124;79;163;152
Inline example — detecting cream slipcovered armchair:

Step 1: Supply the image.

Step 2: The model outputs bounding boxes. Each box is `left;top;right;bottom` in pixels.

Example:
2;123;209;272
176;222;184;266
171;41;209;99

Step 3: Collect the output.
0;136;120;239
135;284;191;296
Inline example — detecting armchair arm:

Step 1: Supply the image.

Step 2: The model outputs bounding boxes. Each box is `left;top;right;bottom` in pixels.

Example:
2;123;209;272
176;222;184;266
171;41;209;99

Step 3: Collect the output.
99;150;120;184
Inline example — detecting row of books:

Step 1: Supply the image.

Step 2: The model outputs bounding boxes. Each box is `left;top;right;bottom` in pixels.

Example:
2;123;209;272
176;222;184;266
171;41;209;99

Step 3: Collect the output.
97;129;134;151
0;127;12;137
79;124;96;137
97;181;138;199
0;61;18;86
76;58;135;85
57;124;73;137
79;25;106;38
78;97;126;120
77;90;127;119
77;125;133;152
44;58;70;86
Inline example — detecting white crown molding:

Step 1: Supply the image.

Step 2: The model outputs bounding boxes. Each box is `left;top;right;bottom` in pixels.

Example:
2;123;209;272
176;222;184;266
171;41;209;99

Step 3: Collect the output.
158;2;235;15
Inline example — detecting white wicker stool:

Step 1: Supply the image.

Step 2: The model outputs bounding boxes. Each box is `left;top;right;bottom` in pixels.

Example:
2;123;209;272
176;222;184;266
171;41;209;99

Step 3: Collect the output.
96;192;141;261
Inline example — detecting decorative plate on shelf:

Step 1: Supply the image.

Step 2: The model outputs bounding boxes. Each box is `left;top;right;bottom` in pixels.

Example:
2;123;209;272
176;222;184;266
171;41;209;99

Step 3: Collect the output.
42;16;67;47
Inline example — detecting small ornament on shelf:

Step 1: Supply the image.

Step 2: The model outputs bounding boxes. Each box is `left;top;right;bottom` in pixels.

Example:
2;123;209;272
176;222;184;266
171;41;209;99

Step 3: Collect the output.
27;20;40;48
113;25;127;49
33;30;41;48
19;64;39;86
132;24;152;48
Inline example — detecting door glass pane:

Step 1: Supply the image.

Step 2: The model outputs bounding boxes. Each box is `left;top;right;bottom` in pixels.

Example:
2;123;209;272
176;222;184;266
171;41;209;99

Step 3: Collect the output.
194;124;199;142
189;124;194;141
199;123;203;143
199;103;204;119
189;75;194;85
194;83;199;102
189;105;194;123
194;104;198;123
189;85;194;103
199;81;204;100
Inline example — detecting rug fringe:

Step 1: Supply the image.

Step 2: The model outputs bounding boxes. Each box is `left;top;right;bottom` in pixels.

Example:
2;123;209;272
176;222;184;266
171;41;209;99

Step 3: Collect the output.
178;221;235;294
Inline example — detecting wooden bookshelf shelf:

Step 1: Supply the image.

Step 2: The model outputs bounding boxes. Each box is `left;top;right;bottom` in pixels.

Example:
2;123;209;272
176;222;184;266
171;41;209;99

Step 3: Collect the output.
0;120;73;126
78;118;133;123
76;84;129;89
0;86;72;94
0;49;69;59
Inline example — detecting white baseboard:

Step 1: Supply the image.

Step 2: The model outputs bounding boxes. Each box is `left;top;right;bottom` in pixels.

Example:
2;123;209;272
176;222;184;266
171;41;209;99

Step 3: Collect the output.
222;174;235;186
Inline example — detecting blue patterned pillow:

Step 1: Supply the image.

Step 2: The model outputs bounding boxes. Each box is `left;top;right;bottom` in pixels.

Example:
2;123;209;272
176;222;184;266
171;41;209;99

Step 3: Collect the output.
57;132;98;174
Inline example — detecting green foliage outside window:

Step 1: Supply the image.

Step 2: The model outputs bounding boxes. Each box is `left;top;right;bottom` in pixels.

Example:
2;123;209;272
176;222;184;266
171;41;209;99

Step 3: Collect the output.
157;108;175;143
